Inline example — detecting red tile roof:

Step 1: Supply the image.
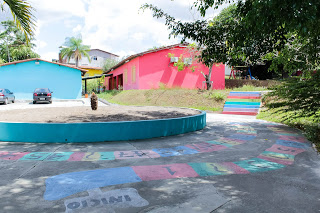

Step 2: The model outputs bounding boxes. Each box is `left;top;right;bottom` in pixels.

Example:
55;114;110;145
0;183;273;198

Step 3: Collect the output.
0;58;88;76
103;43;189;74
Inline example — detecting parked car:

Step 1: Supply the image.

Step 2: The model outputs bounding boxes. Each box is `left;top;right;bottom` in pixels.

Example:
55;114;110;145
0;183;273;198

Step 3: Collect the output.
33;88;52;104
0;88;15;105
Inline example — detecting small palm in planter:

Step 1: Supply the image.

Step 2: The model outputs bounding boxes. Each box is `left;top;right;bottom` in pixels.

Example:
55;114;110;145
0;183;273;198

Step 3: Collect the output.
91;92;98;110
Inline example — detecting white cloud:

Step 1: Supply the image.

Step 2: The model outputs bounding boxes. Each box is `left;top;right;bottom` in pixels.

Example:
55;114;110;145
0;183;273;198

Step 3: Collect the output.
30;0;227;60
79;0;191;57
72;24;82;33
30;0;87;22
41;51;58;61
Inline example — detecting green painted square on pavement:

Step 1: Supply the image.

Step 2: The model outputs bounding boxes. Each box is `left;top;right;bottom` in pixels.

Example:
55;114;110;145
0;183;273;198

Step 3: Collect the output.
45;152;74;161
206;140;232;147
99;152;115;160
188;162;231;176
233;158;285;173
19;152;52;161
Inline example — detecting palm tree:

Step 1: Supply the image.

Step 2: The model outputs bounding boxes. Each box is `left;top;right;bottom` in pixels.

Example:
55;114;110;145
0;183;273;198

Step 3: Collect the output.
2;0;36;43
60;35;91;67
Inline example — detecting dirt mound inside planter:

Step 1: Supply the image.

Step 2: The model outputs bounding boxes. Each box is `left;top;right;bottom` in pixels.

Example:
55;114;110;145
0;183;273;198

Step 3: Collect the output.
0;106;200;123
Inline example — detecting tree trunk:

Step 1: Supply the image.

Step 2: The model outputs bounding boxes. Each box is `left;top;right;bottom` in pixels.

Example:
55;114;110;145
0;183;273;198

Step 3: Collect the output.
76;58;79;67
206;64;213;90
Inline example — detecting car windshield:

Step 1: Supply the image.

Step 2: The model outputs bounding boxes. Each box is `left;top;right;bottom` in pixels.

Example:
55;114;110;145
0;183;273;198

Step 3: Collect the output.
35;88;50;93
0;89;2;93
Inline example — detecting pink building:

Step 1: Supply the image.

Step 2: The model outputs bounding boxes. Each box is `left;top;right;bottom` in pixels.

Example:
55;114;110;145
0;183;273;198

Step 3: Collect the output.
104;44;225;90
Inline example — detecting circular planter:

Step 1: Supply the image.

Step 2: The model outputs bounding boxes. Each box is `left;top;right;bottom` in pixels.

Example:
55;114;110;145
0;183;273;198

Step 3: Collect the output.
0;110;206;143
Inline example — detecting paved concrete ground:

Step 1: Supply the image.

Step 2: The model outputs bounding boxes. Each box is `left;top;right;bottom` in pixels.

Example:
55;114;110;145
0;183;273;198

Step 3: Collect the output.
0;98;107;111
0;113;319;213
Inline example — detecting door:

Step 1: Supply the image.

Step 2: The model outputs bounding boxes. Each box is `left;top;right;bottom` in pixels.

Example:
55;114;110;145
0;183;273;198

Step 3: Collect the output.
117;74;123;90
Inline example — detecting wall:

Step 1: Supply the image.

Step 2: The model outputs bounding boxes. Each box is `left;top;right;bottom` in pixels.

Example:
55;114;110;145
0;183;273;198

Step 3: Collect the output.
0;60;82;99
69;50;119;68
105;57;140;90
139;47;225;90
83;68;103;77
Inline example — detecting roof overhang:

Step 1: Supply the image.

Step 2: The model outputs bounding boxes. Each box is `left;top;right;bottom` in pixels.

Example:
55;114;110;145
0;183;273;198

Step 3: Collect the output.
0;58;88;76
82;73;112;80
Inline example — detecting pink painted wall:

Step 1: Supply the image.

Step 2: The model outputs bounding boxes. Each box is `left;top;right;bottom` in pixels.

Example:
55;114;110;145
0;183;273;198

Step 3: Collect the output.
139;47;225;90
105;57;140;90
105;46;225;90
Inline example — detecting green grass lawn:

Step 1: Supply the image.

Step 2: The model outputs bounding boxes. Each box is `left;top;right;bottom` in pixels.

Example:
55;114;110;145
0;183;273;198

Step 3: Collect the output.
97;84;270;113
98;89;229;112
257;97;320;151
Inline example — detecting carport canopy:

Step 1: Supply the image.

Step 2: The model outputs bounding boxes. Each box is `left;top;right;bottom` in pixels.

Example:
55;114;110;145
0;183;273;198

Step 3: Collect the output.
82;73;112;94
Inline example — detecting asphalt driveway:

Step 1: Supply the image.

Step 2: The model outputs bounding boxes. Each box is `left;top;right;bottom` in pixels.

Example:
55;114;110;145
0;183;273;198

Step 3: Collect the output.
0;113;319;213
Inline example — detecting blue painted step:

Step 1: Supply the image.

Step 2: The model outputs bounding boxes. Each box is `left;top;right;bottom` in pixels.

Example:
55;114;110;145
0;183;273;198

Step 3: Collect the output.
225;102;261;105
224;105;261;108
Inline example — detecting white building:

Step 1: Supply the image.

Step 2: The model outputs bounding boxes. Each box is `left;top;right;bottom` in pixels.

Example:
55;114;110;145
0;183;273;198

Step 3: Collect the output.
61;49;119;68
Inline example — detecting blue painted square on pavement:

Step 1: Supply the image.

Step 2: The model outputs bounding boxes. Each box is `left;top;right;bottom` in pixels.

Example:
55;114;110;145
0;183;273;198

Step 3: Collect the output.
153;146;199;157
44;167;142;201
234;158;285;173
229;134;256;141
276;140;310;149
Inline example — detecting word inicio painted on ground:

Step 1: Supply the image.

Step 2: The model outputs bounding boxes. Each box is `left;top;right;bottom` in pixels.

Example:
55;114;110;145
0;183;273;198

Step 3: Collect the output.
0;134;257;162
64;188;148;213
44;125;310;201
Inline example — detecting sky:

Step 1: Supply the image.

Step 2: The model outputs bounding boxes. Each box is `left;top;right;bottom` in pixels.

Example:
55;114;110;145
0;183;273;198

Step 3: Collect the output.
3;0;227;61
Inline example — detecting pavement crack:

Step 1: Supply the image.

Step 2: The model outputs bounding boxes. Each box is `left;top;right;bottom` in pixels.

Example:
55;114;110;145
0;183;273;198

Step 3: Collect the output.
210;199;232;212
17;144;66;179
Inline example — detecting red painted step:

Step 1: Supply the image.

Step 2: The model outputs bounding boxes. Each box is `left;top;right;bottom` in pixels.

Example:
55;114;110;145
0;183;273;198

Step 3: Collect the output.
222;112;258;116
227;96;261;99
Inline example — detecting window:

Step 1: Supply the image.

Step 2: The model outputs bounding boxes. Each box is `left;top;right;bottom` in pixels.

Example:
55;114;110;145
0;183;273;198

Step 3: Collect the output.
132;66;136;83
93;56;97;61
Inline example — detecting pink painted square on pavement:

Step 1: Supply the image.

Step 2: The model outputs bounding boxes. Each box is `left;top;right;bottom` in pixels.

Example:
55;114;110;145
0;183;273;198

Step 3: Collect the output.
185;142;227;153
266;144;305;155
0;152;30;160
221;162;250;174
68;152;85;161
278;135;308;143
140;150;161;158
132;163;199;181
115;150;150;159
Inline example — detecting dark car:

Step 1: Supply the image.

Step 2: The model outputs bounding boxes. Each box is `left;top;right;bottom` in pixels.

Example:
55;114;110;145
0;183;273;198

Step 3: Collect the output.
33;88;52;104
0;88;15;105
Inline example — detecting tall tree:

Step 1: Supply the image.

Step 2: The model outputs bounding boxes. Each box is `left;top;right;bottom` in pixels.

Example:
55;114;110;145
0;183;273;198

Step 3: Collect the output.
142;0;320;75
0;20;39;62
102;58;119;72
1;0;36;43
60;35;91;67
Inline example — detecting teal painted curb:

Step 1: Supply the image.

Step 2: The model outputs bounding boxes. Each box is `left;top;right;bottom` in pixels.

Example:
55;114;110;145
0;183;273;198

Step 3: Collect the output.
0;110;206;143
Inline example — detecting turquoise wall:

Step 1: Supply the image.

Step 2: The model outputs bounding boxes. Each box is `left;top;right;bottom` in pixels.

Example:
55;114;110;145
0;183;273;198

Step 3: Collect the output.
0;60;82;99
0;111;206;143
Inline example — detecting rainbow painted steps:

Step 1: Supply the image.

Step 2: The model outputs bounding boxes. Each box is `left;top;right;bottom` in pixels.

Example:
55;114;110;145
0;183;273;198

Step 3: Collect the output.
222;92;262;116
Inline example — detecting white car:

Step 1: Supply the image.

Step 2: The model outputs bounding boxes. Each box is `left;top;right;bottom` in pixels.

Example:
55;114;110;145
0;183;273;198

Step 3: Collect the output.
0;88;15;105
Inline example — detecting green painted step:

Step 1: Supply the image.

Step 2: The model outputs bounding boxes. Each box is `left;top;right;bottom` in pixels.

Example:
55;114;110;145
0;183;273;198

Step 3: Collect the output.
226;99;261;103
225;102;261;105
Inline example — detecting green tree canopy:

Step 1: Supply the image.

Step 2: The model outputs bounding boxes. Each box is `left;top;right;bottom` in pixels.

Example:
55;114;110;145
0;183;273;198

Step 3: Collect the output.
0;20;39;62
102;58;119;72
60;35;91;67
142;0;320;75
2;0;36;43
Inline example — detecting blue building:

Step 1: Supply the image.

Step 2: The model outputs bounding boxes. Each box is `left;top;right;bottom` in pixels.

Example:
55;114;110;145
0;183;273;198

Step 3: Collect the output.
0;58;86;100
